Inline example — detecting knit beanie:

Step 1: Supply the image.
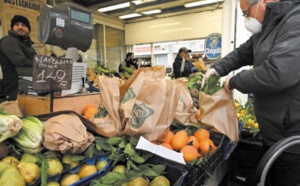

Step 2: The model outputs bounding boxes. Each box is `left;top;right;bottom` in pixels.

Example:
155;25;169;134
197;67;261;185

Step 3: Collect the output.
11;15;31;31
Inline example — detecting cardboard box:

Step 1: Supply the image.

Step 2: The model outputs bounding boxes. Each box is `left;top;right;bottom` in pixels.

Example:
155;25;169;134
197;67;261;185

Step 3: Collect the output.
18;93;101;117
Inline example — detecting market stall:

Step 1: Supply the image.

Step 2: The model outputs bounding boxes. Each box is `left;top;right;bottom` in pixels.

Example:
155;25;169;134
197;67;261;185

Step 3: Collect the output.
0;1;252;186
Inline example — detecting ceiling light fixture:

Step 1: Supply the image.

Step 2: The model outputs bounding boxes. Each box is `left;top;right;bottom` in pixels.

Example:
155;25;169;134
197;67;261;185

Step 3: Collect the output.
98;2;130;12
184;0;223;8
133;0;157;5
119;13;142;19
141;9;161;15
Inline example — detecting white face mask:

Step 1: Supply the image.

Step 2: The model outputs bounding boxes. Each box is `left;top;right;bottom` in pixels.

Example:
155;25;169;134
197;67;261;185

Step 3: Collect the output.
244;2;262;34
244;17;262;34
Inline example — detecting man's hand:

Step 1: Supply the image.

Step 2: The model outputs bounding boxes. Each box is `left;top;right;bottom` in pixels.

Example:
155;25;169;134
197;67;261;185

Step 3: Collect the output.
201;68;219;87
224;75;232;93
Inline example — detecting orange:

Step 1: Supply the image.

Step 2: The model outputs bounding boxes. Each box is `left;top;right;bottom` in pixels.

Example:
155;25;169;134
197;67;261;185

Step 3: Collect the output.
180;146;198;163
194;129;210;142
171;130;188;151
82;104;97;114
198;138;216;155
187;136;199;149
162;131;174;144
84;107;97;119
196;109;201;120
161;143;173;150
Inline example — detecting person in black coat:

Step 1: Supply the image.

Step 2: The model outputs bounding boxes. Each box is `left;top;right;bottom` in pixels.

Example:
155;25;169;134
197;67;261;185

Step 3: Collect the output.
0;15;36;102
173;47;198;78
119;52;138;73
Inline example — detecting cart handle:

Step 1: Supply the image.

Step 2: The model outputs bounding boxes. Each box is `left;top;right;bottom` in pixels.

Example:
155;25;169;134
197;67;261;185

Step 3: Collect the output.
255;135;300;186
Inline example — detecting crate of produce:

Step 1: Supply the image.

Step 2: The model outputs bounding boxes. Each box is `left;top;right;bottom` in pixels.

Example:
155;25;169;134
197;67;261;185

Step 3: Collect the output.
227;139;265;186
59;154;112;186
148;131;227;186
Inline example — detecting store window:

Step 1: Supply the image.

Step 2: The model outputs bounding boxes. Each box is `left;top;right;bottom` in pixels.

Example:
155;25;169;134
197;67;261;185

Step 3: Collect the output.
105;26;125;72
134;39;205;68
50;24;125;71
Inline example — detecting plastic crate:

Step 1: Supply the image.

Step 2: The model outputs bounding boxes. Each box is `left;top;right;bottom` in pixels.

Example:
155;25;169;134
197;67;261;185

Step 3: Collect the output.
223;122;244;160
227;140;266;186
149;131;226;186
146;157;188;185
65;154;112;186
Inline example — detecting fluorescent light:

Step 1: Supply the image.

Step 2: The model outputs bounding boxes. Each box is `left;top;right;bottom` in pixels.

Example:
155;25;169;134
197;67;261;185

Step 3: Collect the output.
141;9;161;15
98;2;130;12
184;0;223;8
133;0;157;5
119;13;142;19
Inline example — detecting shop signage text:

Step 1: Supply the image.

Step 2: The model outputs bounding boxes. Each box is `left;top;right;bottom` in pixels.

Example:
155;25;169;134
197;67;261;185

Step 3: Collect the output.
4;0;41;11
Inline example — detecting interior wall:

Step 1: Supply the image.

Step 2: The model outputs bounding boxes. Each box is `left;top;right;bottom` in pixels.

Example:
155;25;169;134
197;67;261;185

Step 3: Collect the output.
125;9;223;45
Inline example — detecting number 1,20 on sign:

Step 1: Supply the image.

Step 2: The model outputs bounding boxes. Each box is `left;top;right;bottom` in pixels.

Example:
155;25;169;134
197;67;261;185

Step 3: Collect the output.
36;69;69;87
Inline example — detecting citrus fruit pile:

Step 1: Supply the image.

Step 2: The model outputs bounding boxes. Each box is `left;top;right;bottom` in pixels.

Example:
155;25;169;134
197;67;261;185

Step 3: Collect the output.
157;129;216;163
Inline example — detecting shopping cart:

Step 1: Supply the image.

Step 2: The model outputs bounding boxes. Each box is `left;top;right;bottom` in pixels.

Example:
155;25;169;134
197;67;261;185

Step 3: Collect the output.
255;135;300;186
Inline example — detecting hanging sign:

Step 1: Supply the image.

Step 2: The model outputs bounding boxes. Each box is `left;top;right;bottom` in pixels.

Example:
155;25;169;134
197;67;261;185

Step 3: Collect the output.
204;33;222;60
33;55;73;90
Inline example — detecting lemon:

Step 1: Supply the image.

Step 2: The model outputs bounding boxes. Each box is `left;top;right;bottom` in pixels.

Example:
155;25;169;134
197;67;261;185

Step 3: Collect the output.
46;182;60;186
128;177;149;186
60;174;80;186
150;176;170;186
112;165;126;175
47;159;63;177
96;160;108;170
78;164;97;179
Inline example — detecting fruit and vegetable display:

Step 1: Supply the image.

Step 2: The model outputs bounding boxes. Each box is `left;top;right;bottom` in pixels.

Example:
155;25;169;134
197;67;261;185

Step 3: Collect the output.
0;109;222;186
235;99;259;134
0;64;258;186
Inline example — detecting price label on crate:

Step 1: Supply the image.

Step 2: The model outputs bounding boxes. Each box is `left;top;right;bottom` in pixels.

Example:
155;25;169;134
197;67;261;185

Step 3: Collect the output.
33;55;73;90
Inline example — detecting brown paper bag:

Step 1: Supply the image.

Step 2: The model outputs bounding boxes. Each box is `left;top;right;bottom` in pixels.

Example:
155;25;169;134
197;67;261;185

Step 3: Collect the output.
193;58;208;72
92;76;122;137
43;114;94;154
199;88;238;142
174;82;198;126
120;65;166;99
0;100;22;117
122;76;180;141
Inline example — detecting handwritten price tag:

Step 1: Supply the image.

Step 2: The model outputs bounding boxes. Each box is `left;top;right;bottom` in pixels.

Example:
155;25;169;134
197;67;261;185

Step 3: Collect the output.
33;55;73;90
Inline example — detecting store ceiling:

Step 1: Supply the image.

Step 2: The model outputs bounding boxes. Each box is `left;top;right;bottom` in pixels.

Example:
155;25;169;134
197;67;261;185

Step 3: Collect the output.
66;0;224;23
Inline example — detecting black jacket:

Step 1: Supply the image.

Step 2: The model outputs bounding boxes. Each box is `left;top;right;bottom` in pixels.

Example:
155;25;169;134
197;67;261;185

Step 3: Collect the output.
212;2;300;153
173;55;195;78
0;30;36;100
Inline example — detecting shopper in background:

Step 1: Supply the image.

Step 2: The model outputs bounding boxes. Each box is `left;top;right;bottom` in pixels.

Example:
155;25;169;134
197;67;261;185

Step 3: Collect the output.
173;47;198;78
119;52;138;72
0;15;36;103
202;0;300;185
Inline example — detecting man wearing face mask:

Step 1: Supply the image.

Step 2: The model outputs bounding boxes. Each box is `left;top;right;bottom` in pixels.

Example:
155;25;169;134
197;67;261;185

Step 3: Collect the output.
202;0;300;185
0;15;36;103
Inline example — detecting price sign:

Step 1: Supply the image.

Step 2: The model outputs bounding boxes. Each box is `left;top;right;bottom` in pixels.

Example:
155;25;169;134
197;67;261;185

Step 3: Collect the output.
33;55;73;90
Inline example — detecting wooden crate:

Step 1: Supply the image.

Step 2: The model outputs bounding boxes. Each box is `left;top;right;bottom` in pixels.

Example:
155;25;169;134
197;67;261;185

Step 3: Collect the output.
18;93;101;117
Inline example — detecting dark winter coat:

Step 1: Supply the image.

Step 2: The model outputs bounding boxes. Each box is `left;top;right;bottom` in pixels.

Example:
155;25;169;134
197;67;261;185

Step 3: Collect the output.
173;55;195;78
212;1;300;153
0;30;36;100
